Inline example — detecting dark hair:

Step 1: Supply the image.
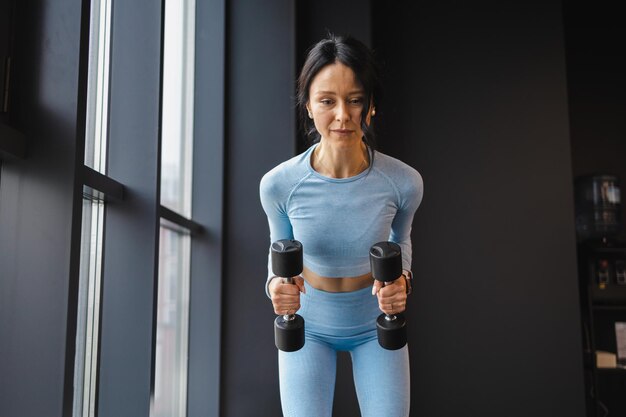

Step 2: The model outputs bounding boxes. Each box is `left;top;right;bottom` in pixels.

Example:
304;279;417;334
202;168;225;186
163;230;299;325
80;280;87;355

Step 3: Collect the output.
296;34;382;149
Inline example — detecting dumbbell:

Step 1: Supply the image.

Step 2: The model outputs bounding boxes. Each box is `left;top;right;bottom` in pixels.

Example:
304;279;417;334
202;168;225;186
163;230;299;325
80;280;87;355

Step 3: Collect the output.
271;239;305;352
369;241;407;350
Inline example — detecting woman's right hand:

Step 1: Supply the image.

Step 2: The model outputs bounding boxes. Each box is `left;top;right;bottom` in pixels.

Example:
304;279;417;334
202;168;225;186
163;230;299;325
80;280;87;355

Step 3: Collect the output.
268;276;306;316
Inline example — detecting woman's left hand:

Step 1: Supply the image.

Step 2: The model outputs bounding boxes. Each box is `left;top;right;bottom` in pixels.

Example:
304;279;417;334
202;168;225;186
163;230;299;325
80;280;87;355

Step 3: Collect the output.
372;276;407;315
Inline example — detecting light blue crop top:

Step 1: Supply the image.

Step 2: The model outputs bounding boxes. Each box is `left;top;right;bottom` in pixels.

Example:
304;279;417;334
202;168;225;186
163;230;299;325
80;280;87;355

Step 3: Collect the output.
259;143;424;296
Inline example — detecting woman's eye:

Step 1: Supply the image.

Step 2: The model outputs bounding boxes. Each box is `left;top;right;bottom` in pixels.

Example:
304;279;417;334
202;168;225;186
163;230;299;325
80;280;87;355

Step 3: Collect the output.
349;98;364;105
320;99;333;105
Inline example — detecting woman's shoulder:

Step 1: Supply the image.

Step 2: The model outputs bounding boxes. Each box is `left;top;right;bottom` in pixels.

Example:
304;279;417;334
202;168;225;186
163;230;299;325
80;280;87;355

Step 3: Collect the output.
373;150;423;194
260;146;313;199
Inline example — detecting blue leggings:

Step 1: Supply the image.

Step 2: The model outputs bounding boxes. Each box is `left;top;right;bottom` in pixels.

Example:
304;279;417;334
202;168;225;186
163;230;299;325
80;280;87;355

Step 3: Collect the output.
278;282;410;417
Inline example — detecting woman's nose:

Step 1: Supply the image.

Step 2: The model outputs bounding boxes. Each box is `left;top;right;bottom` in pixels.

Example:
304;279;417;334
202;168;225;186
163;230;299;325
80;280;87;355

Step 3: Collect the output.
335;102;350;122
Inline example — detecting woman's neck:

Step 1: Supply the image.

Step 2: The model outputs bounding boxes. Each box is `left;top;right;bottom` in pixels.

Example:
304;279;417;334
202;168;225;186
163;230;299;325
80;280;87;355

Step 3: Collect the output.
313;139;369;179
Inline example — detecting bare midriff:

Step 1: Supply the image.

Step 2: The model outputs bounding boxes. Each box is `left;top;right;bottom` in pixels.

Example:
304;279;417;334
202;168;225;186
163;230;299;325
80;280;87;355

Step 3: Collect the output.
302;266;374;292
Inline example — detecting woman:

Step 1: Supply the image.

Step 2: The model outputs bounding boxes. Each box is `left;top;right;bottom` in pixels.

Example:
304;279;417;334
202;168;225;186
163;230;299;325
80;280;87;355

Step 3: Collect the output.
260;34;423;417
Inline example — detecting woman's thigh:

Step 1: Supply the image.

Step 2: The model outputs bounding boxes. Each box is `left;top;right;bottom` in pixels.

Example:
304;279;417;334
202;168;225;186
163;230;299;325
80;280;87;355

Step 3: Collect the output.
278;338;337;417
350;340;410;417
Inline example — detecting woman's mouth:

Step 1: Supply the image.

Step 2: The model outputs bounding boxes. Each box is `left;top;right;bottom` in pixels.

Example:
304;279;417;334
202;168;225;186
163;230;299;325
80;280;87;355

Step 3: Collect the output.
332;129;354;135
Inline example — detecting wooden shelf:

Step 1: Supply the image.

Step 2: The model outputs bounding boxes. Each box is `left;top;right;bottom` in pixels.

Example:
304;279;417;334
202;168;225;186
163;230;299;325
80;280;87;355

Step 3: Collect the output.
591;285;626;305
597;367;626;374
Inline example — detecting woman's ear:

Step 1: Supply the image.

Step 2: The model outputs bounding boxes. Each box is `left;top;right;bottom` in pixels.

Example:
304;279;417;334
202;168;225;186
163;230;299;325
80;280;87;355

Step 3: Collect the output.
365;101;375;125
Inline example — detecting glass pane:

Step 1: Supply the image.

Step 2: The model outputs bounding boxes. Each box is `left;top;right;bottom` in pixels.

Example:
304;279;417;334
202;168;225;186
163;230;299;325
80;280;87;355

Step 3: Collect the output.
160;0;196;217
73;194;105;417
84;0;112;173
151;221;191;417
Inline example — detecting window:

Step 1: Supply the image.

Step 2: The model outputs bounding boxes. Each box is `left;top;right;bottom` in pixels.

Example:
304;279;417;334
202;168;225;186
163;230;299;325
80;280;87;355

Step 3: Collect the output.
83;0;111;174
160;0;195;217
73;0;112;416
151;0;196;416
68;0;223;414
152;221;191;417
73;196;105;417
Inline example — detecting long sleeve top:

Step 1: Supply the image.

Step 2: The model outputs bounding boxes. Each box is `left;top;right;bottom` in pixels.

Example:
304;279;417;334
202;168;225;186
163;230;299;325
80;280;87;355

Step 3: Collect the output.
260;143;423;296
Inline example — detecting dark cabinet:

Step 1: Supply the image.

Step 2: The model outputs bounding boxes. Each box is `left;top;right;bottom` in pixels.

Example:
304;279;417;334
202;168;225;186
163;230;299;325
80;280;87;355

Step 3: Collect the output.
578;243;626;417
565;3;626;415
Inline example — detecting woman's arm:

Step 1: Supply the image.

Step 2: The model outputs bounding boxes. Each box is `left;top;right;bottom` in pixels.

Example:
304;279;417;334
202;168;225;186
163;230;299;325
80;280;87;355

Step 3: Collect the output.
376;168;423;314
260;171;295;297
388;168;423;273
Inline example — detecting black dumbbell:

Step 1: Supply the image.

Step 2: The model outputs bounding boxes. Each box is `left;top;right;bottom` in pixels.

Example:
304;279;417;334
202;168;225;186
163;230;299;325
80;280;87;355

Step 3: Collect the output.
271;239;305;352
369;241;407;350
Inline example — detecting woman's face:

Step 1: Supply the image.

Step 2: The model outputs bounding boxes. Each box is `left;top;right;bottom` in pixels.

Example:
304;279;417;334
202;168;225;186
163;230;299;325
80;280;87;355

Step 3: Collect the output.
307;62;372;146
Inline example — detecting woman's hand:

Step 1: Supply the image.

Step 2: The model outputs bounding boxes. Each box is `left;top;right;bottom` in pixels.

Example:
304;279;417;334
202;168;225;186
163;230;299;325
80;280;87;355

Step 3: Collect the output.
372;275;407;315
269;276;306;316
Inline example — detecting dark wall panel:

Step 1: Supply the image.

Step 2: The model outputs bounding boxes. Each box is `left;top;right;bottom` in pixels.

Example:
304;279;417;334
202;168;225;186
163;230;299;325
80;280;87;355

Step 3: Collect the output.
373;2;585;416
187;1;226;416
0;0;82;416
96;0;163;416
296;0;371;66
222;1;296;416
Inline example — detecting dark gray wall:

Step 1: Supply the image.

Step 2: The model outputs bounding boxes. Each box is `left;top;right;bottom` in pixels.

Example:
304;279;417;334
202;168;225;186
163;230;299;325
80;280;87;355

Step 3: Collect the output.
0;0;82;416
296;0;371;49
296;0;371;67
373;1;585;416
221;1;296;416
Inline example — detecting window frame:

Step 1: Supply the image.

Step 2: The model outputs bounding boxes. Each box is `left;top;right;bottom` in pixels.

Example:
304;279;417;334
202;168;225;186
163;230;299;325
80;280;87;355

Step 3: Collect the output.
61;0;226;416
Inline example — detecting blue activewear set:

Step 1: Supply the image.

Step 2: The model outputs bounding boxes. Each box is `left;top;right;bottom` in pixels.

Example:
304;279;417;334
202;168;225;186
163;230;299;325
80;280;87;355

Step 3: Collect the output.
260;143;423;417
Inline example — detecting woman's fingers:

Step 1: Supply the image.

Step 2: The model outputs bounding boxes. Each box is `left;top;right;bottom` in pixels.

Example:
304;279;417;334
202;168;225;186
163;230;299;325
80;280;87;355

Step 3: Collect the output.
274;303;300;316
376;277;407;314
293;276;306;294
271;278;304;315
371;280;384;295
377;277;406;297
378;299;406;315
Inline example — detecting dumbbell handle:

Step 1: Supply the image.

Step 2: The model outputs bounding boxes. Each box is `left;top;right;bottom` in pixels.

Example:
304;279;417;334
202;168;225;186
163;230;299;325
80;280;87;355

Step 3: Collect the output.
370;241;404;321
277;275;298;321
381;281;401;322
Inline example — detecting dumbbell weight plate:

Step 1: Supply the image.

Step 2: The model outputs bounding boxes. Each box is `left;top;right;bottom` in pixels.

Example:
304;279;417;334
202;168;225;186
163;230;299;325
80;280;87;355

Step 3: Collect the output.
275;314;305;352
376;313;407;350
